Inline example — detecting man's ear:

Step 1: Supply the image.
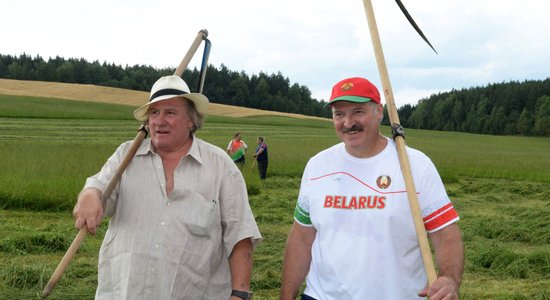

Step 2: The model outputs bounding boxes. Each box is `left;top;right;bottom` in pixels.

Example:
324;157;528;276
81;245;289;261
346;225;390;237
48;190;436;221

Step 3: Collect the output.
376;103;384;123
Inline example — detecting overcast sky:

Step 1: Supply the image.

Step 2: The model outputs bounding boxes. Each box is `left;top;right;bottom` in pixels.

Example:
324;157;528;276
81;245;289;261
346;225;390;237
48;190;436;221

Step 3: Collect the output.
3;0;549;107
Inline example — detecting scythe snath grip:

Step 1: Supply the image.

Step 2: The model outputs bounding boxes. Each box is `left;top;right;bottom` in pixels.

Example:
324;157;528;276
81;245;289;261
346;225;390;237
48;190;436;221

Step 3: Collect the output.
174;29;209;77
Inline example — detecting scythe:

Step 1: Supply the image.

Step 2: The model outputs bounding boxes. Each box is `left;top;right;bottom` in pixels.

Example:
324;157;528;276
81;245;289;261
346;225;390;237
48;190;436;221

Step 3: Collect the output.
361;0;438;286
41;29;211;298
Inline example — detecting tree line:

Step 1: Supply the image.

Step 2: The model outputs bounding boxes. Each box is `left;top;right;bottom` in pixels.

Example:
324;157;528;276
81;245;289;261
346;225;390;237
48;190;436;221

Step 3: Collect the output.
395;79;550;136
0;53;331;118
2;53;549;136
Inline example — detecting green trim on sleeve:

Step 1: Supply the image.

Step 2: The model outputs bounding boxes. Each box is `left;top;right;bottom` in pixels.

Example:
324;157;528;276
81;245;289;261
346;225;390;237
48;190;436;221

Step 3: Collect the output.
294;203;312;225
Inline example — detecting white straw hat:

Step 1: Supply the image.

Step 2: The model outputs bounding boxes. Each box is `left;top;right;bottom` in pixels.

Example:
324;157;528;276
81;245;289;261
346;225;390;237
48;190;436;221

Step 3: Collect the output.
133;75;209;121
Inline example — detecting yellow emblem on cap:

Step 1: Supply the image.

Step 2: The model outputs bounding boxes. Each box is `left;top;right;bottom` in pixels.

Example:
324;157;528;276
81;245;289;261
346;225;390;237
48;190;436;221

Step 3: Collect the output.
340;82;354;91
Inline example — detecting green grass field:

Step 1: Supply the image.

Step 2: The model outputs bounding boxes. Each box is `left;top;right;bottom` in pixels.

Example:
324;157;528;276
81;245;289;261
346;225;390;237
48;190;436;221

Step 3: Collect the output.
1;94;549;299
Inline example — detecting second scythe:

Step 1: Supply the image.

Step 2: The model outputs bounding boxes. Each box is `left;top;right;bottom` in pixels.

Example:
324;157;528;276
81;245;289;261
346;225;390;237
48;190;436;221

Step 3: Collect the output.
361;0;438;287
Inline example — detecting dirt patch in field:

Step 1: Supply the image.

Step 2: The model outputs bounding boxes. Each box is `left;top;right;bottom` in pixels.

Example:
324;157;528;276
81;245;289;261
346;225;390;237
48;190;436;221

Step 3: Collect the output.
0;78;328;120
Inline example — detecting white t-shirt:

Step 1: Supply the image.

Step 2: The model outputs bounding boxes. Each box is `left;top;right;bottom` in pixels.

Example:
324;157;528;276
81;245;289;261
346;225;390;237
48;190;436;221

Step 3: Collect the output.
294;138;459;300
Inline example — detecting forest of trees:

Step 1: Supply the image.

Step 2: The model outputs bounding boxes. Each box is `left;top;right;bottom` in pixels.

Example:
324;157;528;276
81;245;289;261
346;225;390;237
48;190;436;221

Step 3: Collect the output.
396;79;550;136
1;53;549;136
0;54;332;118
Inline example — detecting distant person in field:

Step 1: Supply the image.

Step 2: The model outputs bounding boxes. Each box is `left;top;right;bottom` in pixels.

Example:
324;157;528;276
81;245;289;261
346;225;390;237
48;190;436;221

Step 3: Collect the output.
279;77;464;300
72;75;261;300
227;132;248;165
252;136;269;180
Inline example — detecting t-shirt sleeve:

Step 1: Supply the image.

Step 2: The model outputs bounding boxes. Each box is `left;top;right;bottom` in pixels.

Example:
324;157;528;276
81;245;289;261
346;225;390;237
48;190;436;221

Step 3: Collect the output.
417;157;459;233
294;161;313;226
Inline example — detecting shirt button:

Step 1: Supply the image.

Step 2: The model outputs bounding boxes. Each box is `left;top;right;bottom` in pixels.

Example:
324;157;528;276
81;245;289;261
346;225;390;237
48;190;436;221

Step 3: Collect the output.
161;222;166;226
155;244;159;248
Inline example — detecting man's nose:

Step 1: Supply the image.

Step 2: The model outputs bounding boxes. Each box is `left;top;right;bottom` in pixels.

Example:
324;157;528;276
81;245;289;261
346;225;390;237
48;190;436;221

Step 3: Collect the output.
343;114;355;128
152;112;166;125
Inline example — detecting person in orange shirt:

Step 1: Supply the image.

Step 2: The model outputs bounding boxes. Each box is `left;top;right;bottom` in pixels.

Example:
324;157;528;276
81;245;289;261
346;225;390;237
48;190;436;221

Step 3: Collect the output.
227;132;248;165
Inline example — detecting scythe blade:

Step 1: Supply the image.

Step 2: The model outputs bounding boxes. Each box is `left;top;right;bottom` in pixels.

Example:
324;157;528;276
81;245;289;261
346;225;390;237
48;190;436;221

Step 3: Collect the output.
394;0;438;54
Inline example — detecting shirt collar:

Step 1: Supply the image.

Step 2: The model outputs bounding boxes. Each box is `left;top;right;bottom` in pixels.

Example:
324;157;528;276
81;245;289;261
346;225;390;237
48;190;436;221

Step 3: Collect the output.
135;135;204;165
186;135;203;165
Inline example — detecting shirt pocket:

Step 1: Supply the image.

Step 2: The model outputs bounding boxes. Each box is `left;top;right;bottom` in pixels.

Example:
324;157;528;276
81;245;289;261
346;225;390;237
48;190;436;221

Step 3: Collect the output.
170;189;220;237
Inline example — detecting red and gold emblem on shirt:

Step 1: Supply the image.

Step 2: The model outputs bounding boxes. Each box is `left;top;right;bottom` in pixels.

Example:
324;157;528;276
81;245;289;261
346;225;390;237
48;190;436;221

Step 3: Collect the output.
376;175;391;189
340;82;354;91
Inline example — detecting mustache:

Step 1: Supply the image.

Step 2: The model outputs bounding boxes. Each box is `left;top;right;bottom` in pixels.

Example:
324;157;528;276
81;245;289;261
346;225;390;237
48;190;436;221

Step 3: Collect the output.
342;125;364;133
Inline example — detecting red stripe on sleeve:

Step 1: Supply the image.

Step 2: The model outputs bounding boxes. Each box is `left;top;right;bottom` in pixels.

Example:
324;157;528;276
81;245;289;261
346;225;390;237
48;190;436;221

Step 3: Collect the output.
423;203;453;223
424;208;458;231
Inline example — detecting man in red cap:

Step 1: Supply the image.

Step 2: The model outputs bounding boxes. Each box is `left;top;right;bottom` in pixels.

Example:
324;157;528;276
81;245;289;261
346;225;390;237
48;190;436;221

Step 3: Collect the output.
280;77;464;300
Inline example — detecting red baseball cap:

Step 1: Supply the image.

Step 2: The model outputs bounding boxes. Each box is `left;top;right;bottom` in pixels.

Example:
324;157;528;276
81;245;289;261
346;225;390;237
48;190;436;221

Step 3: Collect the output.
328;77;381;106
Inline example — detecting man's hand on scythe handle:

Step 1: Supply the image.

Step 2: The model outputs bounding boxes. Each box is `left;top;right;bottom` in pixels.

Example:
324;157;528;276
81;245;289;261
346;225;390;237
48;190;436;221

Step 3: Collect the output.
41;29;210;298
361;0;438;288
41;124;148;298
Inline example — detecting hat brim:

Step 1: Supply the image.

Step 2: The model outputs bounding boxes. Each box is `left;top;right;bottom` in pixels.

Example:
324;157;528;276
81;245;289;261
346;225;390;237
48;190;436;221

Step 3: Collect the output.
325;95;374;107
133;93;209;121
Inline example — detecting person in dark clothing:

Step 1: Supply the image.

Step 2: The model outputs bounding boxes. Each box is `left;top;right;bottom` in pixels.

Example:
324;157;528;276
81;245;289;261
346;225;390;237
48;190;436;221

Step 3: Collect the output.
252;137;268;180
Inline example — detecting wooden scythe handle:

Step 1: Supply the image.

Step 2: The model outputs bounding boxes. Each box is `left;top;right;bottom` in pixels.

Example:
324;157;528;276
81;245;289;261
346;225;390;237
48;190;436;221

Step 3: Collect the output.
41;126;148;298
361;0;438;286
41;227;87;298
174;29;209;77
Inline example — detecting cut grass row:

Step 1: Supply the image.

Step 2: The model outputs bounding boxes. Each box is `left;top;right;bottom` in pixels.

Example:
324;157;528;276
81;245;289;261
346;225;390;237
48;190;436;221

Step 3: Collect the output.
1;176;549;299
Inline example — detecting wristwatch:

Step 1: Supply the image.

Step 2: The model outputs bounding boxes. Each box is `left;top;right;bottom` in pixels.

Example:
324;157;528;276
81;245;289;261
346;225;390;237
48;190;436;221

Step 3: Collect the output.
231;289;253;300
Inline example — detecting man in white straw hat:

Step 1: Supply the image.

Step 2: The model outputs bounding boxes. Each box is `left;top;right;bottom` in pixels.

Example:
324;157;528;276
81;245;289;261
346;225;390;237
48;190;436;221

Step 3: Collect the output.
73;75;262;300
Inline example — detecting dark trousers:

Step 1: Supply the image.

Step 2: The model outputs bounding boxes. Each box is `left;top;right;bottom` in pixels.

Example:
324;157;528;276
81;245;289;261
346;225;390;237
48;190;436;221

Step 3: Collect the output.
257;159;268;179
301;294;317;300
234;155;245;165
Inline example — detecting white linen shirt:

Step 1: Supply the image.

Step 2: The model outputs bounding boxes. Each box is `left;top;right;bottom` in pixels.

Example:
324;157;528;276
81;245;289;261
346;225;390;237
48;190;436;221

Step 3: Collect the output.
84;136;262;300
